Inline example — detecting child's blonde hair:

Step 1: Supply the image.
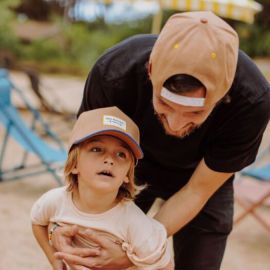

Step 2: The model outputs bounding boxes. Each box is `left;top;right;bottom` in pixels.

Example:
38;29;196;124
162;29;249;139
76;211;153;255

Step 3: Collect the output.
64;139;143;201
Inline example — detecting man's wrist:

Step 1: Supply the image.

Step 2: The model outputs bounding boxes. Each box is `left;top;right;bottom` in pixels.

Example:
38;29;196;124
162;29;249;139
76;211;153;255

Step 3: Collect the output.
49;222;60;246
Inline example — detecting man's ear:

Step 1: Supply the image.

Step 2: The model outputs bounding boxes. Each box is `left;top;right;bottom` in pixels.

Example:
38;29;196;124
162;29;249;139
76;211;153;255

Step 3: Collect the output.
147;61;152;78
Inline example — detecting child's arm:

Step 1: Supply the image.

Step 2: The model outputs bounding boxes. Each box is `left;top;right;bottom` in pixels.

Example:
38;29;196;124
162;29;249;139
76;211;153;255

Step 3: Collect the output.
32;224;66;270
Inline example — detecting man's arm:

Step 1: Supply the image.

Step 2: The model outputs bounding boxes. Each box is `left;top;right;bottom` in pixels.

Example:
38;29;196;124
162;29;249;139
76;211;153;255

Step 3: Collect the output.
154;159;233;236
32;224;66;270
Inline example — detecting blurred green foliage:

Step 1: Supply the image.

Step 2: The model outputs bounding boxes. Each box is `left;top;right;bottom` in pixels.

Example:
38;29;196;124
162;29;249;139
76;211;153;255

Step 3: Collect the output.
5;16;152;75
0;0;269;75
62;19;152;69
237;24;270;57
236;0;270;57
0;0;20;54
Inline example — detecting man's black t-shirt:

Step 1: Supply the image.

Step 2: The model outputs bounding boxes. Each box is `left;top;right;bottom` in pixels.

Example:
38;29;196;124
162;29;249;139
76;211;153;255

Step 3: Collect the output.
78;34;270;195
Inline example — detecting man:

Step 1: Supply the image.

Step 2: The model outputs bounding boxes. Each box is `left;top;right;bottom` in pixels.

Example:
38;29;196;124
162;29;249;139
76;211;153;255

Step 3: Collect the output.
52;11;270;270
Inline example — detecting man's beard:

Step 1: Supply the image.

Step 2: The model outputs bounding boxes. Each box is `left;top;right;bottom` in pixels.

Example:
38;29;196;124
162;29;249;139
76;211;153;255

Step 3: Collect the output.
155;111;200;139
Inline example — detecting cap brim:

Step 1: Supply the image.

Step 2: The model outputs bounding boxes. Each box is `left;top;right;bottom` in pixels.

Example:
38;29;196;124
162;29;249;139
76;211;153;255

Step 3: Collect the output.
71;129;144;160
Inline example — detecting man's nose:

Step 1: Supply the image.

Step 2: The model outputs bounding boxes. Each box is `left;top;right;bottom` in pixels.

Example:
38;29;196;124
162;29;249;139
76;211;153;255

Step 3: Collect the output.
166;113;188;132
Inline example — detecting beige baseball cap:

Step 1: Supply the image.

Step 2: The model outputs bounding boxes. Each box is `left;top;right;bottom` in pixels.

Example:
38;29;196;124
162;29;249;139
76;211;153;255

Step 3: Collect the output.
149;11;239;107
68;107;143;160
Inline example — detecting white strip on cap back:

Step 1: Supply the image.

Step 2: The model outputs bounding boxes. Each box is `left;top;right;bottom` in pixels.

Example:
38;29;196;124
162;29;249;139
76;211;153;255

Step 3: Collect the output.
161;87;205;107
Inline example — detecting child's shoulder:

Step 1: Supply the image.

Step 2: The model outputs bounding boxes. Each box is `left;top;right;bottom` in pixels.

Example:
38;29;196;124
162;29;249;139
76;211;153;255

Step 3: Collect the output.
44;185;66;195
121;200;150;218
38;186;68;202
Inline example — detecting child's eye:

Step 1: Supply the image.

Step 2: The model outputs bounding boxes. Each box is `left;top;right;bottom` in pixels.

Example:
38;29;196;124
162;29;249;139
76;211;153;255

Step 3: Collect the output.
91;147;102;152
116;151;127;159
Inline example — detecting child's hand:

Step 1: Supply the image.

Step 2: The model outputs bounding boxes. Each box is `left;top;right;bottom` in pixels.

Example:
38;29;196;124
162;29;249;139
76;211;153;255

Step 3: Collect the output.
50;224;97;257
52;259;67;270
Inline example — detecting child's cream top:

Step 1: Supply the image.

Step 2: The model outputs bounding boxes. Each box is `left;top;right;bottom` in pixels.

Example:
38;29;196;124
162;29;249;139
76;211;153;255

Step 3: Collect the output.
31;187;171;270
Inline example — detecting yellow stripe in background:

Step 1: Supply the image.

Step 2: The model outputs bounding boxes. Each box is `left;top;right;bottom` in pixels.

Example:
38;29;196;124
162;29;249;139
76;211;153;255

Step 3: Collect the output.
212;0;220;15
171;0;178;10
102;0;113;4
226;0;234;19
199;0;206;11
185;0;192;11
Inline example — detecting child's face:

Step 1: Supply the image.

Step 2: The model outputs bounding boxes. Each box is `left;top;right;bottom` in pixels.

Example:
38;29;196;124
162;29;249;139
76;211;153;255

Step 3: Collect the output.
73;135;132;194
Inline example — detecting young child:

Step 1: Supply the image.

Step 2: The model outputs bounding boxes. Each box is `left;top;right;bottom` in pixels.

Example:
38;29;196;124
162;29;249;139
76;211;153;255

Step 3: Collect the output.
31;106;173;270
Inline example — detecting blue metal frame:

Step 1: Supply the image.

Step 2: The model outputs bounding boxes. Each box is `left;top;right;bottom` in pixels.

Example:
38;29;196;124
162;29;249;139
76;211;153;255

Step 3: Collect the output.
0;68;65;185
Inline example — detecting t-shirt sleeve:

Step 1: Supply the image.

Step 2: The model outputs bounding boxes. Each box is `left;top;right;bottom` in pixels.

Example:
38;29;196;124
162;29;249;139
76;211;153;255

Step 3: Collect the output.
30;189;60;225
205;92;270;173
124;205;171;269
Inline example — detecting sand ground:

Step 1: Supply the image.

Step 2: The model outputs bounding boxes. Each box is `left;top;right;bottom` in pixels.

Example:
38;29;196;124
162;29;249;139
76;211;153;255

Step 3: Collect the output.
0;66;270;270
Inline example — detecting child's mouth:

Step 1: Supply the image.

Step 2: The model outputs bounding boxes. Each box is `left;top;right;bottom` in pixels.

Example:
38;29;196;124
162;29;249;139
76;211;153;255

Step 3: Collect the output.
98;170;114;177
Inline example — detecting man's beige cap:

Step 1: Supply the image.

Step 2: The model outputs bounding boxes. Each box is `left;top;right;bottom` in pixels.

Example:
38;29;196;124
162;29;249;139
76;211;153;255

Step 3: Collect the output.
149;11;239;107
69;107;143;160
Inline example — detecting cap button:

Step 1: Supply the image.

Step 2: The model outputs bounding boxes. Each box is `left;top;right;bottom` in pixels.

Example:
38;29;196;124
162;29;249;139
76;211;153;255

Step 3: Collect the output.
200;18;208;24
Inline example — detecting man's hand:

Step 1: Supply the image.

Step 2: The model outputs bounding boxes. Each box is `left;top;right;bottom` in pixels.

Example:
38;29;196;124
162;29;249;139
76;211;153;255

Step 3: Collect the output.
55;228;132;270
50;224;100;257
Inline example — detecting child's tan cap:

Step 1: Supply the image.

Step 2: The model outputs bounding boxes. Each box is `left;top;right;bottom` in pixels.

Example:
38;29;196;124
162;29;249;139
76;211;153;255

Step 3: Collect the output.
149;11;239;107
69;107;143;159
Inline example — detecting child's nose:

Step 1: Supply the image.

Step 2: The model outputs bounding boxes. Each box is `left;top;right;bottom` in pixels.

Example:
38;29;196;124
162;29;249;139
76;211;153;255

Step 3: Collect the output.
104;156;114;165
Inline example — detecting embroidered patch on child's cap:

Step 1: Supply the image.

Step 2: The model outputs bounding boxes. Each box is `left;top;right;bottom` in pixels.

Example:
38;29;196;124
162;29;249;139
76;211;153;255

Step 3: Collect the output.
103;115;126;130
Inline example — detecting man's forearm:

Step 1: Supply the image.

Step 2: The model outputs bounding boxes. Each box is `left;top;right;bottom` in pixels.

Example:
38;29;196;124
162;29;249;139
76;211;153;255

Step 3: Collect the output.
154;184;208;236
154;159;233;236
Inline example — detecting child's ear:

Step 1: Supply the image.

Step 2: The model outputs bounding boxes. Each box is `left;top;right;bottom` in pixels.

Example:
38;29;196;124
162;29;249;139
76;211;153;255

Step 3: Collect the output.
71;166;78;174
124;176;129;183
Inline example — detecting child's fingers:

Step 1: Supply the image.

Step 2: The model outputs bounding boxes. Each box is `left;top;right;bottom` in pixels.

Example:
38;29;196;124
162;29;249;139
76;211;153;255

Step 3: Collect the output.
51;224;78;252
78;229;110;248
60;224;79;237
